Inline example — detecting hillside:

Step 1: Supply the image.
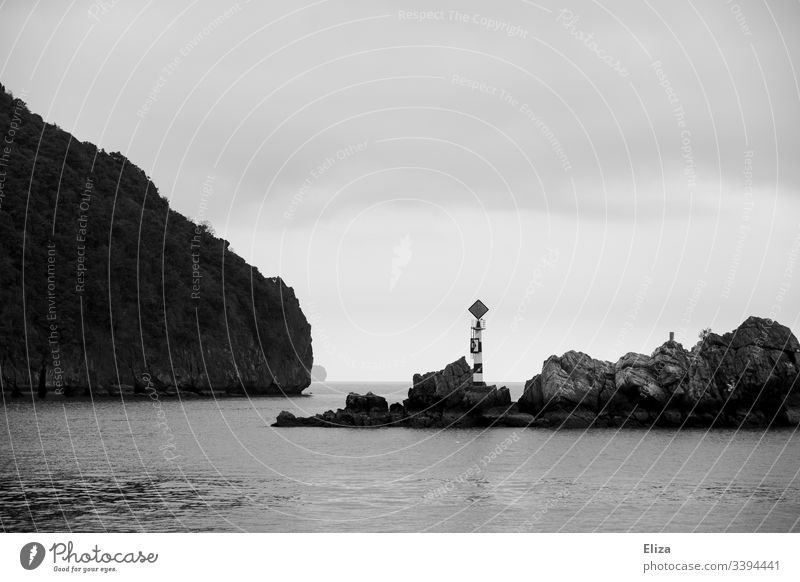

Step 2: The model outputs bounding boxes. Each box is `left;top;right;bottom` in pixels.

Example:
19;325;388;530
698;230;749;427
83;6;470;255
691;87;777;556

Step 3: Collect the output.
0;83;312;397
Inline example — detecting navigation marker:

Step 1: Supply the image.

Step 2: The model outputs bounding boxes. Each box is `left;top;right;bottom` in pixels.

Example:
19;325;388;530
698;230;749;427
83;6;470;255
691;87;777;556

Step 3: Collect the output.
468;300;488;385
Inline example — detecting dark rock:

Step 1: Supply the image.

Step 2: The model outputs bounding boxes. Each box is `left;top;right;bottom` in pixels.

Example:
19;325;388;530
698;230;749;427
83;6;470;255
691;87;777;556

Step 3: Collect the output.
274;317;799;431
480;406;535;427
345;392;388;414
685;412;717;428
440;410;477;427
539;408;597;429
273;411;320;427
407;357;472;410
684;317;799;415
502;413;536;427
273;357;516;428
657;409;684;427
274;410;297;426
497;387;512;406
740;410;767;427
462;385;511;412
784;393;800;426
518;374;543;414
650;341;692;387
520;351;614;416
517;316;799;429
407;413;440;429
614;352;669;408
274;392;395;428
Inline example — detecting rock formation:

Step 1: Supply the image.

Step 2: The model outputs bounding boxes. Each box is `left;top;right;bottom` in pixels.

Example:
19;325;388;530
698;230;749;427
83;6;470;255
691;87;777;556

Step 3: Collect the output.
274;356;522;428
275;316;799;429
519;316;799;428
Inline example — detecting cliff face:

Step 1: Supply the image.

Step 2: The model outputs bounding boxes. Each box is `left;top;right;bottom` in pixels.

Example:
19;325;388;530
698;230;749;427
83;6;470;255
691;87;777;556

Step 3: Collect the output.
519;316;800;428
0;84;312;397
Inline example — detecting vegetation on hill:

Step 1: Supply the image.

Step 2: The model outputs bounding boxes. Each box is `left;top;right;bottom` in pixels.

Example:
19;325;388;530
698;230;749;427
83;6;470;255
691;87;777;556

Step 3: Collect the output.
0;83;312;397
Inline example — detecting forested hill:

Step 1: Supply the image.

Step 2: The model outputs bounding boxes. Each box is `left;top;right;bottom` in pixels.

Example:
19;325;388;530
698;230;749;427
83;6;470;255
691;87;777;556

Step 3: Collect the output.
0;83;312;397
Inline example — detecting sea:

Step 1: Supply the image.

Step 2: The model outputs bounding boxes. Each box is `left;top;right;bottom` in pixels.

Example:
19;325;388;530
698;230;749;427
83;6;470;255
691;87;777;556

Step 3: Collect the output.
1;381;799;532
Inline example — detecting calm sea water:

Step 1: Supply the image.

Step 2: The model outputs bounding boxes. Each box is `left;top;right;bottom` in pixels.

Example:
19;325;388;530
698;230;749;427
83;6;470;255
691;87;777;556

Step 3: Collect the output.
1;382;798;532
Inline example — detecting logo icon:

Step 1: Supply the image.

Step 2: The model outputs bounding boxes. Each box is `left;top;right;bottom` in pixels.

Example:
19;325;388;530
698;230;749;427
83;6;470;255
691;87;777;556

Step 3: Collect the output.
389;235;413;291
20;542;46;570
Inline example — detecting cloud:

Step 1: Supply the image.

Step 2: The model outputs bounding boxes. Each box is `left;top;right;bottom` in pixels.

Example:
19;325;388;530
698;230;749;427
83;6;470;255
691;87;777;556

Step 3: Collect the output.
2;0;798;379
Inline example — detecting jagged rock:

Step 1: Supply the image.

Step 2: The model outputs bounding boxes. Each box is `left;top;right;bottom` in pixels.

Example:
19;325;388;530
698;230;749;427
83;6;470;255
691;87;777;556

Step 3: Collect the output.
274;358;513;428
274;411;297;426
685;317;800;416
651;341;692;387
520;351;614;417
541;351;615;411
273;411;325;427
345;392;388;414
407;357;472;410
497;386;512;406
729;316;800;354
517;317;799;429
274;318;799;430
614;352;669;408
518;374;543;414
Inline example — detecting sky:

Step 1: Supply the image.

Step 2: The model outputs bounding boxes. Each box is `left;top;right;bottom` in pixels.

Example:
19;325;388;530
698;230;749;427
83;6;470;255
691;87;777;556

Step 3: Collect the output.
1;0;798;381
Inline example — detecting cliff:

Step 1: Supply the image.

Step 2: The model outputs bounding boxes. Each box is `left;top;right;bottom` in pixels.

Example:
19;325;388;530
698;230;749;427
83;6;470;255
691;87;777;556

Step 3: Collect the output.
0;83;312;397
274;316;799;429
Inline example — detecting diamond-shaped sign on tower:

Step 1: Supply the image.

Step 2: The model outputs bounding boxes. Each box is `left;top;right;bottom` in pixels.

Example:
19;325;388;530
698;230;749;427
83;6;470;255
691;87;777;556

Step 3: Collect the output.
468;299;489;320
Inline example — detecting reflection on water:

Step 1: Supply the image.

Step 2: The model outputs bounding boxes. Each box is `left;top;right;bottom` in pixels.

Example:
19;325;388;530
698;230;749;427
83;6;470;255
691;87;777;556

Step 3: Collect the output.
2;383;799;532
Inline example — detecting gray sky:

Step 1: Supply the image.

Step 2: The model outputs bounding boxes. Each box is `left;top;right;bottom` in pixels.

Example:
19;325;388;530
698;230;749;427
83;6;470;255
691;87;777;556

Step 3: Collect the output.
2;0;799;381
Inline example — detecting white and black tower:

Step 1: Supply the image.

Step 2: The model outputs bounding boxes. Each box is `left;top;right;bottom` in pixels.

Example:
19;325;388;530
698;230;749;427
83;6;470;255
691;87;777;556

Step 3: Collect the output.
468;300;489;386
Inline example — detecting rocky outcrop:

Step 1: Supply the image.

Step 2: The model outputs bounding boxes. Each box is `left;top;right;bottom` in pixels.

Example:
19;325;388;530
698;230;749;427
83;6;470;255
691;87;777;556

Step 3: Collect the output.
275;317;799;430
404;357;510;412
404;357;472;410
345;392;389;414
0;84;312;399
274;357;520;428
520;317;800;428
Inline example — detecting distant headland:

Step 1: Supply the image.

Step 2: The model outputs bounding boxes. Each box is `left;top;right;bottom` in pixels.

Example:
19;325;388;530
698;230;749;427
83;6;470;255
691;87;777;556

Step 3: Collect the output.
311;365;328;382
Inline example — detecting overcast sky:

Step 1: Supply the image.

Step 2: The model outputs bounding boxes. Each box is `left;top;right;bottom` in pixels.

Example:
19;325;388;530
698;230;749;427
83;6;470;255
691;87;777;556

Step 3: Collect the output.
2;0;799;381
